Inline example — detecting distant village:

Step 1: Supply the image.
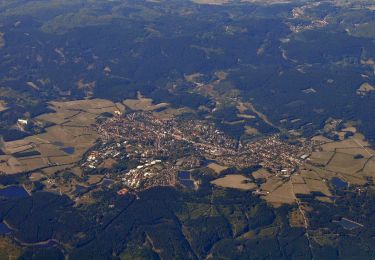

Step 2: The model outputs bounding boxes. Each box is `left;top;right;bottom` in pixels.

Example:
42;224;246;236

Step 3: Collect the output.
80;111;313;191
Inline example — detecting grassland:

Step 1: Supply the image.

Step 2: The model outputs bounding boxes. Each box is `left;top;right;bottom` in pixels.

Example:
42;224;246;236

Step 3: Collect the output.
308;132;375;186
211;174;256;190
289;209;305;228
123;95;193;120
123;97;168;111
0;237;22;259
191;0;229;5
252;168;272;179
207;163;228;174
0;100;7;112
264;180;296;207
0;99;118;176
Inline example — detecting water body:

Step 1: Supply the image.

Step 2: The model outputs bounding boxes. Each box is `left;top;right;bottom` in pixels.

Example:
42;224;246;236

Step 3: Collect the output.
339;218;363;230
0;186;29;198
61;147;75;154
0;222;11;235
331;177;348;189
53;141;64;147
178;171;195;189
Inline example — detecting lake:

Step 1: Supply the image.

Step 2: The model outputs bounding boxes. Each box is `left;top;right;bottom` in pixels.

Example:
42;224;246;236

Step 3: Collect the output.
0;186;29;198
178;171;194;189
331;177;348;189
61;147;75;154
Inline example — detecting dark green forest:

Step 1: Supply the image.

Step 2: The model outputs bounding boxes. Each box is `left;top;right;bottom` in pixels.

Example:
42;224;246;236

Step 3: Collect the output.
1;0;375;258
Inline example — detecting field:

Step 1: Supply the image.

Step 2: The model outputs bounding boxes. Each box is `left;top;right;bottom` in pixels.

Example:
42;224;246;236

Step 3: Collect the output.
207;163;228;174
0;99;118;176
123;95;193;120
154;107;194;120
211;174;256;190
252;168;272;179
309;133;375;186
207;131;375;207
260;176;283;192
0;237;22;259
264;180;296;207
123;97;168;111
326;153;367;175
356;82;375;96
289;209;305;228
191;0;229;5
0;100;7;112
309;151;334;166
244;126;260;136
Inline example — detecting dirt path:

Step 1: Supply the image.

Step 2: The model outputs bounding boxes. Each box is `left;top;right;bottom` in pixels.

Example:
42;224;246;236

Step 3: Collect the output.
352;138;374;157
291;183;314;258
242;102;279;130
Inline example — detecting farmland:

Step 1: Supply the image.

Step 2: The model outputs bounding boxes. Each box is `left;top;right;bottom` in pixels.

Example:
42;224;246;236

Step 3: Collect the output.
0;0;375;258
211;174;256;190
308;131;375;186
0;99;119;178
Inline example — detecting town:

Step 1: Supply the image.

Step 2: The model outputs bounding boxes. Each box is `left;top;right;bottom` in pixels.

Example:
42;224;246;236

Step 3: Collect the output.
81;111;313;191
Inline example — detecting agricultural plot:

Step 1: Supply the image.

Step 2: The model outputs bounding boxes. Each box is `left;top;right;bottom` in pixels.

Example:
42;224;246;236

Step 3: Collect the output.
356;82;375;96
292;183;310;195
264;180;296;207
0;99;118;176
308;133;374;186
304;178;332;197
154;107;194;120
311;135;332;143
123;97;168;111
123;95;193;120
289;209;305;228
260;176;283;192
362;159;375;178
207;163;228;174
0;100;7;112
252;168;272;179
326;153;367;175
211;174;256;190
309;151;334;166
244;126;260;136
191;0;229;6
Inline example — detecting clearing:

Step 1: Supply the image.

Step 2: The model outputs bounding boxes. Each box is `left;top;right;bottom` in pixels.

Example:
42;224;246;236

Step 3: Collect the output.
211;174;256;190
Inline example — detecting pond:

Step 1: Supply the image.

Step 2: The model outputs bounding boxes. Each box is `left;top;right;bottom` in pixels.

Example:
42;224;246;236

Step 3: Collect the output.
331;177;348;189
178;171;195;189
61;147;75;154
0;186;29;198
